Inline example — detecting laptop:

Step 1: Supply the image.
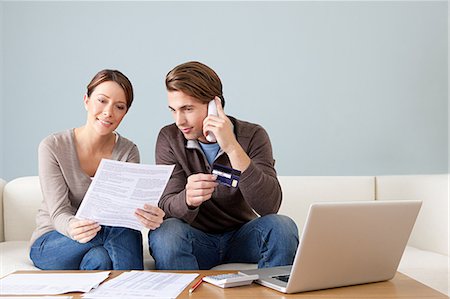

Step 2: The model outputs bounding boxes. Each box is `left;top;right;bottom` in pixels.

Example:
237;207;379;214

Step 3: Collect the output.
240;200;422;293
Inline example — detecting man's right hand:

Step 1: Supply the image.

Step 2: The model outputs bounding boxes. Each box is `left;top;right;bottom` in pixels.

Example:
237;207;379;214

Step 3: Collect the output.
186;173;218;208
68;219;101;243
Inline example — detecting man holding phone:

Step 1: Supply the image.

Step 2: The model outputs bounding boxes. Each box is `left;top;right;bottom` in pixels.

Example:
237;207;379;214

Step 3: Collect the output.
149;61;298;270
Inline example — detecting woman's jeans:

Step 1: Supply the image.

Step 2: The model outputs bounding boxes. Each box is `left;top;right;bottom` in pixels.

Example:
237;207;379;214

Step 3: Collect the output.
30;226;143;270
149;214;299;270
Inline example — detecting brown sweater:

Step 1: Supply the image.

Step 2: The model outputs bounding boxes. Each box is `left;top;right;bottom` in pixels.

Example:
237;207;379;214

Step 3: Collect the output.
155;116;282;233
30;129;139;245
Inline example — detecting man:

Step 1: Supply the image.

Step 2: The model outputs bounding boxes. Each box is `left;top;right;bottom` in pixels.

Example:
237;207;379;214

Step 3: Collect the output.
149;61;298;270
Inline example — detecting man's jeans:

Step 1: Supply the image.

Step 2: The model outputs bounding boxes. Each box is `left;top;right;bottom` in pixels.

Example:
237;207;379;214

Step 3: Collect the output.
149;214;299;270
30;226;143;270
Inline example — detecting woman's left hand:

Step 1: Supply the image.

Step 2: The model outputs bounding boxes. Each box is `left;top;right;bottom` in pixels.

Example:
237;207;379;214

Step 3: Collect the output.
135;204;165;230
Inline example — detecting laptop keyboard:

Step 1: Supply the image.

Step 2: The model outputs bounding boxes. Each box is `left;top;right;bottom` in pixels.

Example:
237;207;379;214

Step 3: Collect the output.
273;274;290;283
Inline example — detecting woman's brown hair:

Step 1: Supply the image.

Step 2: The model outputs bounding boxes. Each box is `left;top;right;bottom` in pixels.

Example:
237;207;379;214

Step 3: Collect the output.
87;69;134;109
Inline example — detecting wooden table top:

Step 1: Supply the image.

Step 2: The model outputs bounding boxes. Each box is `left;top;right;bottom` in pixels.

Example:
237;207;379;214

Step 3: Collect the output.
2;270;448;299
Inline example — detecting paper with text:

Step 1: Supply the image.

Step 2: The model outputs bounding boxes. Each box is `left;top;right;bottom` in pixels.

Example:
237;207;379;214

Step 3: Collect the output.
1;296;72;299
0;297;72;299
82;271;198;298
76;159;174;231
0;272;109;295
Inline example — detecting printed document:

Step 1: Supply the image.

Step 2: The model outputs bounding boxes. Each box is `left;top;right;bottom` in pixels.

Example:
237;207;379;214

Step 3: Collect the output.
83;271;198;298
0;297;72;299
0;271;110;295
76;159;174;231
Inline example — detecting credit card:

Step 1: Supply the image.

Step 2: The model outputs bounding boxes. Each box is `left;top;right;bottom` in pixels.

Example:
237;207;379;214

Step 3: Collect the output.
212;163;241;188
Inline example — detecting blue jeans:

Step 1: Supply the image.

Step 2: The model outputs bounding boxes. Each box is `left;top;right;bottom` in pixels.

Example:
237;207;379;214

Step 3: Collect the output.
148;214;299;270
30;226;143;270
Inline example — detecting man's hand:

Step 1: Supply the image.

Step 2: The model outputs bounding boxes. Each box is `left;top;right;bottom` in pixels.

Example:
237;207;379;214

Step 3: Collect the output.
203;97;251;172
68;219;101;243
203;97;237;153
135;204;165;230
186;173;218;208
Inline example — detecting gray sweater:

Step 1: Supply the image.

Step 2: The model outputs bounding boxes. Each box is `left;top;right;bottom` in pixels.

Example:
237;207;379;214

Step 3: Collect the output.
30;129;139;245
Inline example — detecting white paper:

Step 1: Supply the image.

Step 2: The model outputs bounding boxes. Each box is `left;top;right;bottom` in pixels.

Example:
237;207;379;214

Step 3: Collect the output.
82;271;198;298
76;159;174;231
0;272;110;295
0;297;72;299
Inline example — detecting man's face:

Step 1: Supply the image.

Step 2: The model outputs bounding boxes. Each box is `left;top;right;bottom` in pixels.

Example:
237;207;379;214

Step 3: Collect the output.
167;90;208;142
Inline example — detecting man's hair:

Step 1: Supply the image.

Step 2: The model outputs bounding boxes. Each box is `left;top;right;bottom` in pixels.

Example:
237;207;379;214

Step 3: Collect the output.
165;61;225;107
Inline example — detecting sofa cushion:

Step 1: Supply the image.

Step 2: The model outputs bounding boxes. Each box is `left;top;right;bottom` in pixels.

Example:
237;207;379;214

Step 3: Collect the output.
399;246;449;296
278;176;375;233
376;174;449;256
3;177;42;241
210;263;257;270
141;228;155;270
0;238;155;277
0;240;38;277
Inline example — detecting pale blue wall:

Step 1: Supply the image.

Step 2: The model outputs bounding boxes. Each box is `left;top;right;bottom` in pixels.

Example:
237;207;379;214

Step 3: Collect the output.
1;1;448;180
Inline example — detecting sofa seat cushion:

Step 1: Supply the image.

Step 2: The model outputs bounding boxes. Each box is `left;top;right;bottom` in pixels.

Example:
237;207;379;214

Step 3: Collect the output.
0;240;155;276
143;246;155;270
399;246;449;296
210;263;257;270
0;241;38;277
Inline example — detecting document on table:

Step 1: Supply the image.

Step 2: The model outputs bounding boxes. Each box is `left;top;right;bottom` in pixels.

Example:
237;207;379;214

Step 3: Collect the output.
83;271;198;299
0;297;72;299
76;159;174;231
0;271;110;295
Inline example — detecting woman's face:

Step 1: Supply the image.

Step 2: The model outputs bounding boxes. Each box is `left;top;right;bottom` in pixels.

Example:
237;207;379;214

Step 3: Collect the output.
84;81;128;136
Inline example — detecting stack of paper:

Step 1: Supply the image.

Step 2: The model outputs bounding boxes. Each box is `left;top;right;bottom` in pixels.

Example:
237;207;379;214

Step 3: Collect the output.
0;272;110;295
83;271;198;299
0;297;72;299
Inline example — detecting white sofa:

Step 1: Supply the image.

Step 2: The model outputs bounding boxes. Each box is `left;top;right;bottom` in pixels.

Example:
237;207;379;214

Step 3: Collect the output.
0;175;448;295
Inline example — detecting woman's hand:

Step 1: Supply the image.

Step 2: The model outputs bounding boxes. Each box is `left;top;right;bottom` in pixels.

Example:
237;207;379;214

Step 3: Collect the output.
135;204;165;230
68;219;101;243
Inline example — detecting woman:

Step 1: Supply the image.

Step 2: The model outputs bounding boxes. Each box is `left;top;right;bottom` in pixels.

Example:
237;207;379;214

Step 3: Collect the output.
30;69;165;270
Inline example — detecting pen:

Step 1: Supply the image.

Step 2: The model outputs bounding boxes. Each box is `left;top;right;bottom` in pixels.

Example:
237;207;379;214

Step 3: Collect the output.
189;276;204;294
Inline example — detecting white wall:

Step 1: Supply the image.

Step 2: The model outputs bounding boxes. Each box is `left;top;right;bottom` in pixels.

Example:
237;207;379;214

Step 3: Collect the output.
1;1;448;180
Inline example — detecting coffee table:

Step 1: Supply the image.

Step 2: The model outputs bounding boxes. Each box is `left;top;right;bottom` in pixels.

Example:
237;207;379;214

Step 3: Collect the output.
3;270;448;298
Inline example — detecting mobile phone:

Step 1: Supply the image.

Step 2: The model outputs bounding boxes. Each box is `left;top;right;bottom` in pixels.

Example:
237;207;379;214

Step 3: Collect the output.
205;99;218;142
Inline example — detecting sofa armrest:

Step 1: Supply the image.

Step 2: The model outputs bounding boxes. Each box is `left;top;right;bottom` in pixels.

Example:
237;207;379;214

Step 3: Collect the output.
0;178;6;242
3;176;42;241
